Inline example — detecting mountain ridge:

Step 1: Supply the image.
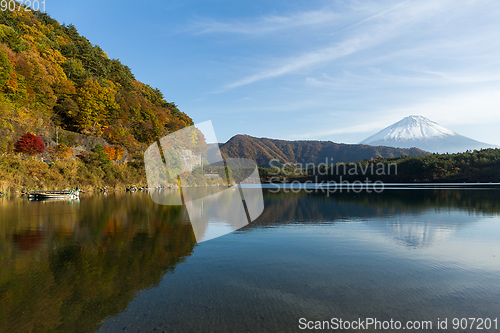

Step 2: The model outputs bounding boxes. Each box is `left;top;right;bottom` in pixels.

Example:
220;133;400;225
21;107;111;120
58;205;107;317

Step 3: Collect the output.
217;134;430;168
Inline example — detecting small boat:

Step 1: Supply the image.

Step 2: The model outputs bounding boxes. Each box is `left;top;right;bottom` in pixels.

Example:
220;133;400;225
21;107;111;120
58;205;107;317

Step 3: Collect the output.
28;189;80;201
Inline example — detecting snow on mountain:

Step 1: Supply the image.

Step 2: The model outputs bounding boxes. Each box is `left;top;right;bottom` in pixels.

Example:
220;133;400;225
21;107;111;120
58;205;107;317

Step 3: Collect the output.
364;116;455;142
360;116;498;153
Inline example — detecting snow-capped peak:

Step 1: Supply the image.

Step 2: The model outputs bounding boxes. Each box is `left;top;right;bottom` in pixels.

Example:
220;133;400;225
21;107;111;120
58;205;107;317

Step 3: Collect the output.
361;116;456;143
360;115;497;153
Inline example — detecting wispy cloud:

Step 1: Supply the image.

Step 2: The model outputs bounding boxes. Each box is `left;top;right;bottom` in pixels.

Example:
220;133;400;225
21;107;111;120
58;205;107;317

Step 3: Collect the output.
412;70;500;84
178;0;500;144
294;120;391;139
223;36;370;90
220;0;456;90
340;0;411;31
345;31;500;68
189;10;339;35
385;88;500;127
305;69;500;90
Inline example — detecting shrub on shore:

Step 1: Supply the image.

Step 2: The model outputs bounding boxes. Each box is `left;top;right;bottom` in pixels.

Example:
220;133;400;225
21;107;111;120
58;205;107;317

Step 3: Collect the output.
14;133;45;156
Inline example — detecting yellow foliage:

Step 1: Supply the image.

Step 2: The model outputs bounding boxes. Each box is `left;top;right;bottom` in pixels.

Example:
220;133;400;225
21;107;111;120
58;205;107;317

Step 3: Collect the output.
37;21;53;35
11;9;36;21
56;35;69;47
41;49;66;65
53;79;76;96
75;79;119;134
47;144;74;160
17;23;43;39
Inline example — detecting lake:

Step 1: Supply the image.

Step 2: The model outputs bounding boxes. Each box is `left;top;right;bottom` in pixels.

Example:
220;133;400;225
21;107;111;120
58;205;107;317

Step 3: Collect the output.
1;188;500;332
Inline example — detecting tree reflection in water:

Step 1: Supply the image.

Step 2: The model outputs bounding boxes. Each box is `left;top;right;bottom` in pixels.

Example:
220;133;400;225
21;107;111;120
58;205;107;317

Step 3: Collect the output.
0;193;196;333
1;189;500;332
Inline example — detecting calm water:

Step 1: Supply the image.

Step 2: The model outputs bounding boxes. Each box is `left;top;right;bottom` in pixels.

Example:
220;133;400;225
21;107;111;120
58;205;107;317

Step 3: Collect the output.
1;189;500;332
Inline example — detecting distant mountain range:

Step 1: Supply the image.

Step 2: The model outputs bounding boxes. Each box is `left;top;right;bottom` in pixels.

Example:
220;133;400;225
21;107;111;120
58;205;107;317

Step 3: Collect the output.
214;134;429;168
360;116;498;153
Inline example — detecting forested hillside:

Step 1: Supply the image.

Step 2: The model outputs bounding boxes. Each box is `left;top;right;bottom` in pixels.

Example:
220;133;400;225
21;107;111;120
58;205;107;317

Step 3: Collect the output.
219;134;430;168
0;8;192;154
0;7;194;192
262;148;500;183
367;148;500;182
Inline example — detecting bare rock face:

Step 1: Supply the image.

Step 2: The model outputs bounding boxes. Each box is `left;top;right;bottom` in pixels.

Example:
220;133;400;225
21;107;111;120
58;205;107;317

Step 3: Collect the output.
70;135;111;156
180;149;202;172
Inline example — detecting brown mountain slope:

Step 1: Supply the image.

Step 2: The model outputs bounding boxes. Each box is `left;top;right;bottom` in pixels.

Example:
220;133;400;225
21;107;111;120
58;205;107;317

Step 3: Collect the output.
218;135;430;167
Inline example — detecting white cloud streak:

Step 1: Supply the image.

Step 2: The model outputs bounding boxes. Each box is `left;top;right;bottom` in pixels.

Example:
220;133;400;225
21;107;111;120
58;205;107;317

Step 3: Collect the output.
305;69;500;90
385;88;500;126
294;120;392;139
189;10;339;35
220;0;458;90
340;0;411;31
224;36;370;90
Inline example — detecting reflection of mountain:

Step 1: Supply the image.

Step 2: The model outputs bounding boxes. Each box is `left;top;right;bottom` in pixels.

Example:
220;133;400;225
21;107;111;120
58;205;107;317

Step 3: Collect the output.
0;194;196;333
183;187;248;242
244;189;500;248
362;214;469;248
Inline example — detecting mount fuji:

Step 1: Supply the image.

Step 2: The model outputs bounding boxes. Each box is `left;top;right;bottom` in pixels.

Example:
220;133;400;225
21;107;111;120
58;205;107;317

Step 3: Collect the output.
360;116;498;153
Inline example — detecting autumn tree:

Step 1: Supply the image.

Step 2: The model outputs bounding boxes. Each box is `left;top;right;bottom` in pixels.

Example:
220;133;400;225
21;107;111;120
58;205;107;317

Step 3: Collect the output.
14;133;45;155
47;143;74;160
91;144;111;166
103;145;124;160
75;78;119;135
0;47;12;90
0;9;194;155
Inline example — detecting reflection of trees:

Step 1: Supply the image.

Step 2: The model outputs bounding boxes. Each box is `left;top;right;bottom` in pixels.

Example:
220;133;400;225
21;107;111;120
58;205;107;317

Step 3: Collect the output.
249;189;500;227
248;190;382;226
334;189;500;214
0;194;196;333
246;189;500;248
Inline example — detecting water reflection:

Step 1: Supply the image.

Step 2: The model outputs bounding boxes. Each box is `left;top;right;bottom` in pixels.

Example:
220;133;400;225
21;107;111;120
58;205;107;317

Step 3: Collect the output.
249;189;500;248
0;193;196;333
1;189;500;332
100;189;500;333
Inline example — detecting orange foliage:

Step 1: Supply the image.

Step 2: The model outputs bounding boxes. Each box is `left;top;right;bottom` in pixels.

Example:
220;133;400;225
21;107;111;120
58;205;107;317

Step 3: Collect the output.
103;145;125;160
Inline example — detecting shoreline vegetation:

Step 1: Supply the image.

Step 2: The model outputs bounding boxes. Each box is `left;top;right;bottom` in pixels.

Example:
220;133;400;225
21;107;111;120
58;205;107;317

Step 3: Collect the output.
0;150;146;195
259;148;500;184
1;147;500;196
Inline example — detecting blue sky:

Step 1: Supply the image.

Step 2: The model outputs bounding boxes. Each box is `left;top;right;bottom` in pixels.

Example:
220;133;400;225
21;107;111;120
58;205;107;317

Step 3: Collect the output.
45;0;500;144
